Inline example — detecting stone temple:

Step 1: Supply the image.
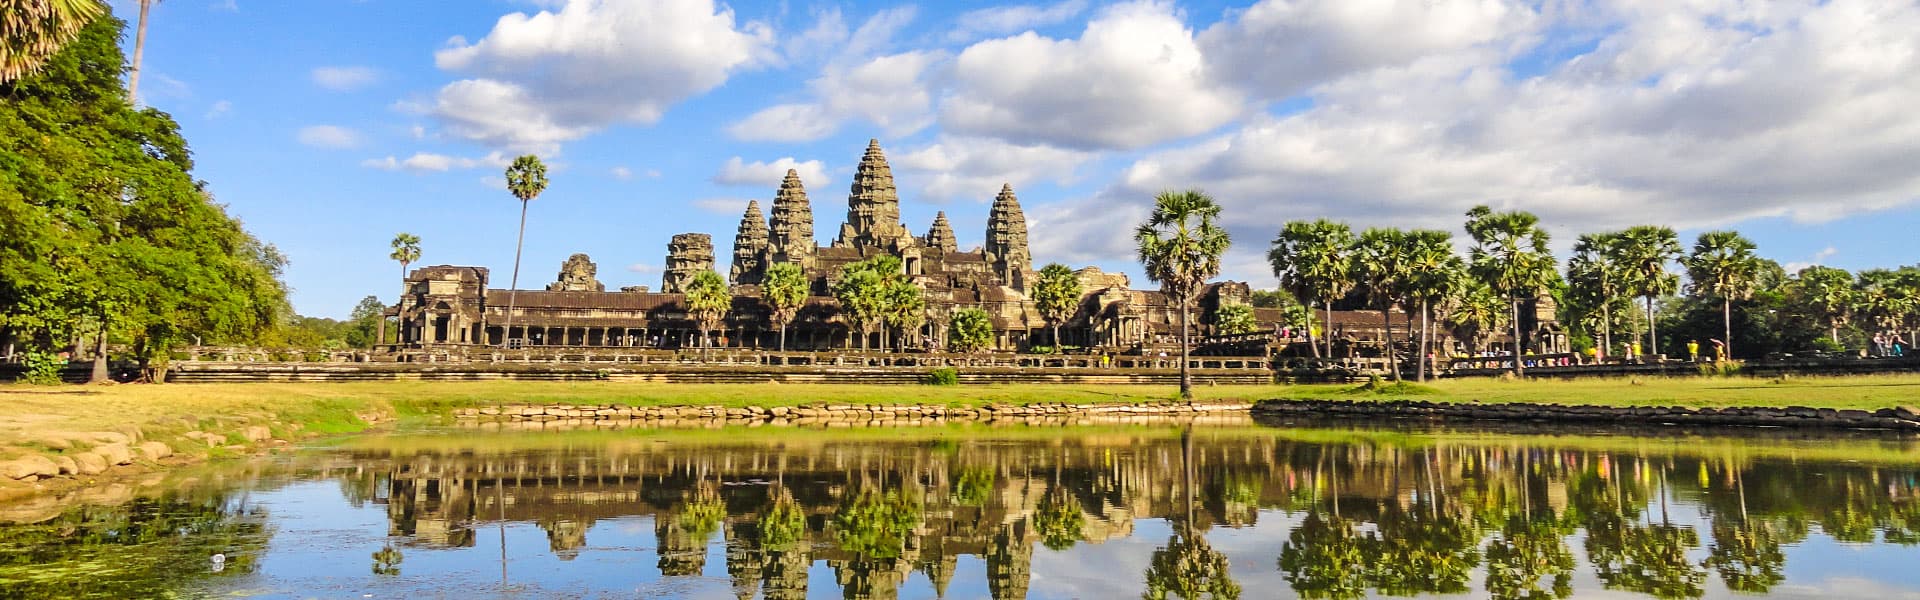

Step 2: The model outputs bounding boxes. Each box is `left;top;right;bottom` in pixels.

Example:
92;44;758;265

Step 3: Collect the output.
385;139;1261;357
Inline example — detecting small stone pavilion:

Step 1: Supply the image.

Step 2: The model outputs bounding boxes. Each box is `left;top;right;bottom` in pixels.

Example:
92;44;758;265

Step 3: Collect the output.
383;139;1259;358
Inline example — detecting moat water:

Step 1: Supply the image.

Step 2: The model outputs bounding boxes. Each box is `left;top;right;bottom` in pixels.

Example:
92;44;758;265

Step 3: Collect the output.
5;419;1920;599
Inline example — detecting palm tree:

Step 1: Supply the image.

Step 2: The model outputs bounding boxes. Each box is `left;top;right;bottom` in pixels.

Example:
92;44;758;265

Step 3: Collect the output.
761;262;807;351
1791;266;1853;346
831;256;901;351
1;0;106;83
1568;232;1628;361
1402;230;1461;381
1269;219;1355;360
948;307;993;353
500;155;547;348
389;232;421;288
882;277;924;351
684;270;731;359
1684;231;1761;360
1032;263;1082;351
128;0;157;103
1352;228;1411;381
1136;190;1231;400
1465;206;1556;375
1618;225;1681;358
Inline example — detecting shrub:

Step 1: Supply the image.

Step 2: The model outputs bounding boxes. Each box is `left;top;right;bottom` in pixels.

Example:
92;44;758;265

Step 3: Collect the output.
1697;359;1745;377
926;367;959;386
21;352;64;385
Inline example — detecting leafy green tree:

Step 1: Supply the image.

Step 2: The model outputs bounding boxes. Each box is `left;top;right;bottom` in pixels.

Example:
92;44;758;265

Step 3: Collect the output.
1;0;105;82
1465;206;1557;374
1032;263;1082;349
1402;230;1461;381
1250;289;1298;308
1446;278;1510;356
1684;231;1762;359
1213;303;1256;335
761;262;808;351
948;307;993;353
3;16;283;381
500;154;548;347
388;232;420;286
1568;232;1630;360
882;276;925;351
1619;225;1682;356
832;256;903;351
1352;228;1412;380
1270;219;1355;359
683;270;730;358
344;296;385;349
1788;266;1853;346
1136;190;1231;400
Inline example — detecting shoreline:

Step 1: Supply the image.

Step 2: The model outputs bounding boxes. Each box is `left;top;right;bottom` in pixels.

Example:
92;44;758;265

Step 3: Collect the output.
1252;398;1920;429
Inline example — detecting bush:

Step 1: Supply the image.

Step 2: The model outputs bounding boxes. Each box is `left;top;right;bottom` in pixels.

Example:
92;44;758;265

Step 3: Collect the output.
21;352;65;385
1697;359;1745;377
926;367;959;386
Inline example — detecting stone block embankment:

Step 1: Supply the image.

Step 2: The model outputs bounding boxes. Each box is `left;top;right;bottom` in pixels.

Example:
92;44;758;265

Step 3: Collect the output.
157;363;1274;385
1252;399;1920;430
454;401;1254;429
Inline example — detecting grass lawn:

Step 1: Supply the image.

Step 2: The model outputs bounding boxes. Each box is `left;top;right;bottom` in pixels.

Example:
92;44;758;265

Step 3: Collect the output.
2;374;1919;460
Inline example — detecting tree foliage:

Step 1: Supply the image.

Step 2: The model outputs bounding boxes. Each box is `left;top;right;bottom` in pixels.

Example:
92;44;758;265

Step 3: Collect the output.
1136;189;1230;399
0;0;106;83
1;16;284;377
1032;263;1082;347
1269;219;1355;358
1465;206;1556;372
948;307;993;353
761;262;808;351
683;270;730;351
1213;303;1256;335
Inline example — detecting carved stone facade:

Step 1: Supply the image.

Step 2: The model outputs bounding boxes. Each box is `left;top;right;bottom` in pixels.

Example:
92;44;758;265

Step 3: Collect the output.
923;211;957;253
831;139;915;254
985;184;1032;291
545;253;605;292
766;169;815;270
662;233;714;294
730;200;769;286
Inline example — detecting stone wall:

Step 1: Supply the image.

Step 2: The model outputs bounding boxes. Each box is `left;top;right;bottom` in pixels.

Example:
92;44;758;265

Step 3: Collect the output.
1252;398;1920;430
454;400;1254;429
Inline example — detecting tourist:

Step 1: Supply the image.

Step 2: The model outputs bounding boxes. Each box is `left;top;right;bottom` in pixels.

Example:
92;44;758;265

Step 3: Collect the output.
1710;339;1726;362
1687;339;1699;362
1873;332;1888;357
1894;335;1909;358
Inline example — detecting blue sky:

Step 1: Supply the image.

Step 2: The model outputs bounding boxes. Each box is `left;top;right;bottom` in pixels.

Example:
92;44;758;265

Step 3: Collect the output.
116;0;1920;318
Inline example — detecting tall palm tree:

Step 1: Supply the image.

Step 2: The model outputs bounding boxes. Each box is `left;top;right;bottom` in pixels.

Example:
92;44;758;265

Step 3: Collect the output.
1032;263;1082;351
1568;231;1629;361
127;0;157;103
1465;205;1556;375
1684;231;1761;360
1790;266;1852;346
1402;230;1461;381
1352;228;1411;381
1618;225;1681;358
501;155;547;348
761;262;807;351
1;0;106;83
684;270;731;359
1136;190;1231;400
1446;279;1509;358
389;232;421;288
1269;219;1355;360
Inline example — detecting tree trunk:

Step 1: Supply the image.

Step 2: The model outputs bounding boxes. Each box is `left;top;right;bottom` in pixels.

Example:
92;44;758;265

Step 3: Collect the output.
1053;324;1061;353
1601;300;1612;363
1381;306;1399;382
1417;299;1430;382
129;0;152;104
1304;300;1321;359
1323;301;1335;362
1723;297;1733;360
89;319;110;384
502;200;529;348
778;323;788;352
1511;299;1526;376
1178;290;1193;400
1646;295;1658;360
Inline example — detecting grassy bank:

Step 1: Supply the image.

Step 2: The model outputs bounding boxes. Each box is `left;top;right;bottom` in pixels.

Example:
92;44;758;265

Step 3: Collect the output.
1276;373;1920;409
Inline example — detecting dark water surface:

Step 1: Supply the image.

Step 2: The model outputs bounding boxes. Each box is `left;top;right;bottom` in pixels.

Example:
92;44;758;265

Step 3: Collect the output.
5;420;1920;599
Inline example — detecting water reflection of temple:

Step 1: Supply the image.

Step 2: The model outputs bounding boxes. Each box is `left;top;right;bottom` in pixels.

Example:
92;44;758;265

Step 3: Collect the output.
339;429;1920;600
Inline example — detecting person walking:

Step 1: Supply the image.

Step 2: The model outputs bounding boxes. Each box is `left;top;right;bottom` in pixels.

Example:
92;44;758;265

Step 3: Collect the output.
1687;339;1700;362
1709;338;1726;362
1873;332;1888;357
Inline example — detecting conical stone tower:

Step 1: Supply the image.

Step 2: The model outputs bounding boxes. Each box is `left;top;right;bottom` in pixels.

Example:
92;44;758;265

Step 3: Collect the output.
985;183;1032;290
766;169;815;268
731;200;769;285
833;139;915;253
923;211;957;253
662;233;714;294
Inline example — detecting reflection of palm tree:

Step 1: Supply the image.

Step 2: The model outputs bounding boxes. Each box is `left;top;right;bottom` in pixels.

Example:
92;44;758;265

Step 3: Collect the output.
832;486;922;559
659;485;724;576
1483;515;1574;600
1367;507;1481;595
1143;428;1241;600
1704;520;1784;593
371;544;403;576
1278;512;1366;600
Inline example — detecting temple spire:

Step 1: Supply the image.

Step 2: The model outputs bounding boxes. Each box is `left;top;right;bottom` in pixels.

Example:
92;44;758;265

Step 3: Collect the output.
766;169;815;268
730;200;769;285
985;183;1032;290
924;211;957;253
832;139;913;252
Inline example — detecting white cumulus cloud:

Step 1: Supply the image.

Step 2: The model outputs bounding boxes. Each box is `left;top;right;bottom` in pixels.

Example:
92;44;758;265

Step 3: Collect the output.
711;157;831;190
311;66;379;91
893;136;1096;202
361;151;511;173
295;125;360;149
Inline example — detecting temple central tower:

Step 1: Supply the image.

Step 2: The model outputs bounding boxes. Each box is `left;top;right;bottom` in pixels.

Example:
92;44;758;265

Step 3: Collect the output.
985;184;1032;291
832;139;915;254
766;169;815;268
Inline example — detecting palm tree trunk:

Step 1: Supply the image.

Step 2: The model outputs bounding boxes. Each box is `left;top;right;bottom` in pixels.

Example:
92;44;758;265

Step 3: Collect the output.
1053;324;1062;353
502;200;529;348
1417;299;1430;382
1304;299;1321;359
1323;301;1335;362
1511;299;1525;376
1645;295;1658;360
1723;297;1733;360
778;323;787;352
1601;300;1612;363
129;0;153;104
1382;306;1399;382
1178;290;1193;400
